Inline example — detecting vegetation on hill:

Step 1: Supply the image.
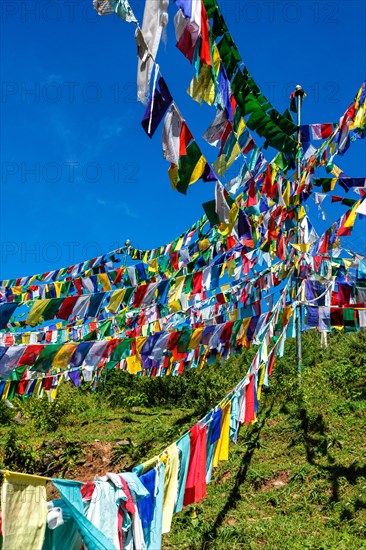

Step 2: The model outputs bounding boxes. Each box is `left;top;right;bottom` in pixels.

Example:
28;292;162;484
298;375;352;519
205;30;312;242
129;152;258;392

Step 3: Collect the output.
0;330;365;548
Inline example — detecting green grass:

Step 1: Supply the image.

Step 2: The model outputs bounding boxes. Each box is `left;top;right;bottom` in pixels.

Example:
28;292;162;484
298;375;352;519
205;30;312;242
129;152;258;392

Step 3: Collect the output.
1;330;365;548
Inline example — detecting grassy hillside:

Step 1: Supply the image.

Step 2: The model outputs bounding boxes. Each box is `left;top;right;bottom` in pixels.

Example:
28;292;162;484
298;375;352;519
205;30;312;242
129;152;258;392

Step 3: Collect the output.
1;330;365;549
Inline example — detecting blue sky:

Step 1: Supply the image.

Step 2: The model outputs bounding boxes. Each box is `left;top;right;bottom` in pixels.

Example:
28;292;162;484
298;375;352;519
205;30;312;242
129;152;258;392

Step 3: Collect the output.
1;0;365;279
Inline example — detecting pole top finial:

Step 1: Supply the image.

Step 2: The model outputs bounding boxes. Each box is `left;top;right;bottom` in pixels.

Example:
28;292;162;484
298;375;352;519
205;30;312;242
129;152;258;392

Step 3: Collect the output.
295;84;305;97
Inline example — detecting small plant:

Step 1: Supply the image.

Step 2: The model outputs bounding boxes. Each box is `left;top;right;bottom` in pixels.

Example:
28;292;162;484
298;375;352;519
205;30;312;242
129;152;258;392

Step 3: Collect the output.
23;383;93;432
123;393;149;409
0;401;15;426
2;428;41;473
43;439;85;476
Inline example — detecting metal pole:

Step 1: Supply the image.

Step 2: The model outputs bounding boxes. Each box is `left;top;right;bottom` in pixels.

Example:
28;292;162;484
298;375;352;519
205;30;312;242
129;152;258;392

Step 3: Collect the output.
295;85;305;381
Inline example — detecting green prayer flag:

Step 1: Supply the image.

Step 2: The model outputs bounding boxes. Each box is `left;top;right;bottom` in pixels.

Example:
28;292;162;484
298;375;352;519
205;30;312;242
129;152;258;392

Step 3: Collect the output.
177;327;193;353
43;298;64;321
202;200;220;226
111;339;133;361
176;142;204;195
98;320;112;339
31;344;60;372
343;308;355;327
10;365;27;381
184;273;193;294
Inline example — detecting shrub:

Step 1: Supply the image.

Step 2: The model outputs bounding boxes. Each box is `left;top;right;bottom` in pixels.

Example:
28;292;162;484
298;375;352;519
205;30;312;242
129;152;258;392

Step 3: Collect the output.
0;400;15;426
101;348;256;413
2;428;41;473
22;382;95;432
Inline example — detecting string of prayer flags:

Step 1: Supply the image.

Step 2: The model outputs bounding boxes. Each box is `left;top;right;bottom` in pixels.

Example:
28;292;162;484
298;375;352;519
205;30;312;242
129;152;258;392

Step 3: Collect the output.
311;197;366;254
174;0;299;157
193;0;299;155
0;281;292;381
93;0;222;200
300;123;334;143
313;177;366;194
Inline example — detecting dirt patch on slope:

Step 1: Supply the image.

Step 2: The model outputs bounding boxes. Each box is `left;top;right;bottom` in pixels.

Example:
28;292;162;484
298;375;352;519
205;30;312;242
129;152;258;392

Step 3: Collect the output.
260;470;291;491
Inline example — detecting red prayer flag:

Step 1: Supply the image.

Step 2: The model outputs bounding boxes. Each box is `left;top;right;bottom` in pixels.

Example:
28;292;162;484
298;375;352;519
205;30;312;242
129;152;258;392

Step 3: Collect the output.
57;296;78;320
244;374;255;424
132;285;149;308
199;1;212;66
183;423;207;506
179;122;193;156
192;272;203;295
321;123;333;138
18;344;44;367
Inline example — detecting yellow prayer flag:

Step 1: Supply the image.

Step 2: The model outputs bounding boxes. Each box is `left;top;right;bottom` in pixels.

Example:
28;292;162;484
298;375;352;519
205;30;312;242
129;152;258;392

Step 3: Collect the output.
135;336;148;355
236;118;246;135
199;238;210;251
98;273;112;292
1;471;48;550
2;380;11;400
213;154;228;177
342;258;353;270
168;164;178;189
283;181;291;206
168;276;185;303
343;201;360;228
213;401;231;467
189;155;206;185
168;299;181;312
152;321;161;333
212;43;221;77
187;63;216;105
226;142;242;167
329;142;336;155
12;286;22;295
229;309;239;322
236;318;251;346
34;379;43;398
54;282;63;298
298;206;306;219
26;299;50;326
218;203;239;237
281;305;293;326
175;237;184;251
188;328;204;349
291;243;311;252
52;343;78;371
257;365;266;401
107;289;126;313
126;355;142;374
